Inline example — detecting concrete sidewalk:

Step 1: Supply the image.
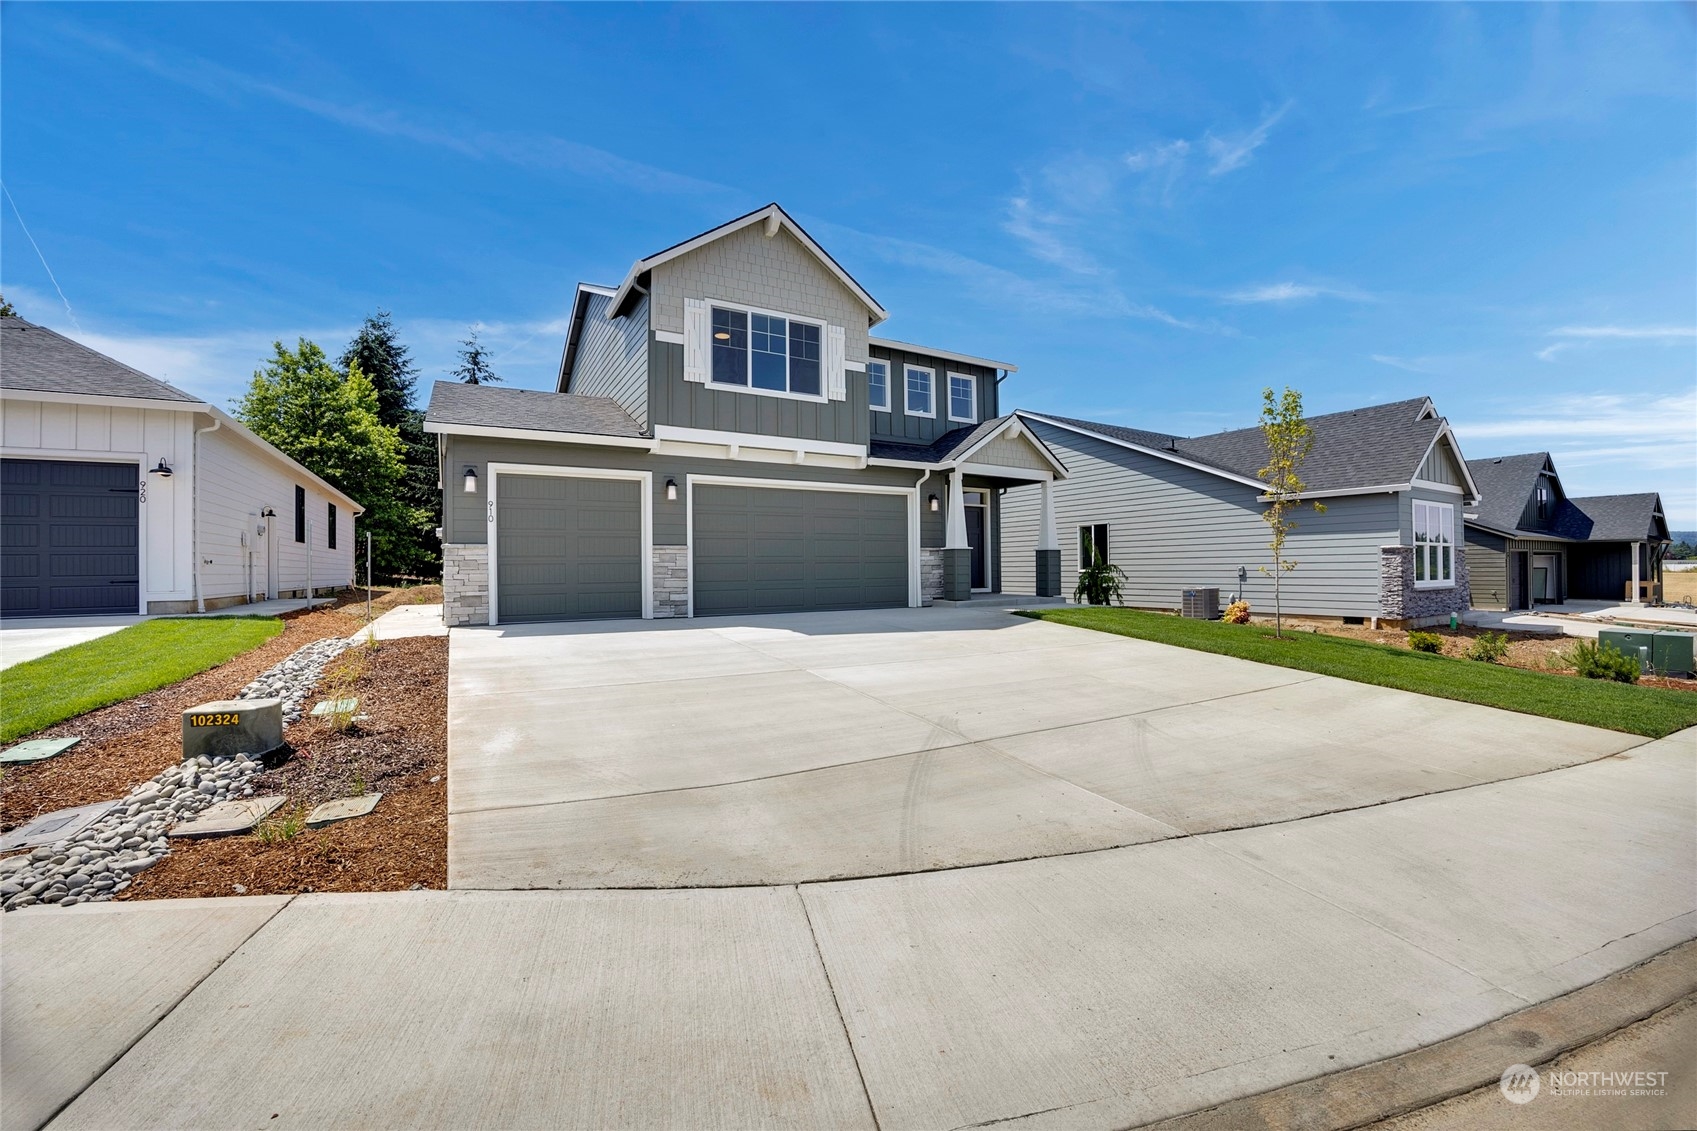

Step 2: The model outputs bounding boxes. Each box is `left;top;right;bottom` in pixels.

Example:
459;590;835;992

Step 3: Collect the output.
6;731;1691;1131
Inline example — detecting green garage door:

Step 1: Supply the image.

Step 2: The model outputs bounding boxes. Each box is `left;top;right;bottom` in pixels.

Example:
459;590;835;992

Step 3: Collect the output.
496;474;642;623
692;485;908;616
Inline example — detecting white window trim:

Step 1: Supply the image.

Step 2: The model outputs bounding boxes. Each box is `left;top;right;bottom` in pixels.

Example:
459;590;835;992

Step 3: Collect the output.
485;463;654;625
947;372;978;423
684;473;921;615
1412;499;1456;589
905;365;936;418
707;299;828;402
867;359;891;412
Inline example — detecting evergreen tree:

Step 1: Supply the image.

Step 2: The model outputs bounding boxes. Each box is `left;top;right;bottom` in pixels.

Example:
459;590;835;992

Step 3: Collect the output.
0;294;17;317
340;309;417;428
452;328;502;384
236;338;425;578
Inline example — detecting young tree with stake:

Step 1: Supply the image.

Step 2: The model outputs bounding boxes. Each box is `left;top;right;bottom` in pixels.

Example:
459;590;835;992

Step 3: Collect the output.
1257;386;1325;638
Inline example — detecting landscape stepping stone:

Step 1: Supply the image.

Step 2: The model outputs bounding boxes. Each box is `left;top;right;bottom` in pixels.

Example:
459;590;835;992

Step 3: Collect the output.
305;793;382;828
167;795;286;840
0;737;81;764
0;800;118;852
309;698;360;717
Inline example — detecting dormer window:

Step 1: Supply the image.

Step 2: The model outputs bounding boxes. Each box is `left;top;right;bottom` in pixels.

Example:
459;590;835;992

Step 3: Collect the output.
710;303;822;397
948;373;977;423
905;365;935;417
867;360;890;411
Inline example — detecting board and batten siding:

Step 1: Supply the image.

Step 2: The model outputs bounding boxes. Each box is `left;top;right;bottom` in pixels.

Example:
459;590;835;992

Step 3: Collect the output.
1463;527;1510;610
0;395;193;605
196;425;354;603
1416;438;1467;487
445;435;920;546
868;345;998;447
567;291;649;426
647;339;868;446
1001;421;1400;618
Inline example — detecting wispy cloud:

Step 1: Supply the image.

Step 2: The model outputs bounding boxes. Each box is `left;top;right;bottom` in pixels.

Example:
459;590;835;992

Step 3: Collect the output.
1455;391;1696;441
1002;196;1105;277
1537;324;1696;362
1219;280;1374;305
60;24;737;201
1204;102;1294;175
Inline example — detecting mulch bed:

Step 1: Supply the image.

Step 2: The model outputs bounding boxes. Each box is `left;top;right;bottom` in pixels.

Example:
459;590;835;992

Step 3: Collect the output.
2;603;359;831
121;635;447;898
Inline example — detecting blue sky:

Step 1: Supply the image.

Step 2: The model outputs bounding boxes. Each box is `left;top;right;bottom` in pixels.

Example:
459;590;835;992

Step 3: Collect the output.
4;3;1694;524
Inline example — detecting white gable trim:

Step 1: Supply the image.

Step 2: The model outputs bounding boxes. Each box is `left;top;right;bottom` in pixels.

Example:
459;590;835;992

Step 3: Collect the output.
609;203;888;324
951;416;1068;478
1415;425;1482;502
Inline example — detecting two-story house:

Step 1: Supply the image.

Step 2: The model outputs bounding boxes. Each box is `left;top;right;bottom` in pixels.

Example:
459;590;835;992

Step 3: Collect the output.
1463;452;1671;609
424;204;1067;625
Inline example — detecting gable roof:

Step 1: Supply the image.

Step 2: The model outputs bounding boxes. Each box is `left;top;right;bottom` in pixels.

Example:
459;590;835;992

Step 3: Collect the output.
1463;452;1556;535
868;415;1067;476
1;316;201;404
1566;493;1669;543
1021;397;1470;497
608;203;887;324
424;380;645;440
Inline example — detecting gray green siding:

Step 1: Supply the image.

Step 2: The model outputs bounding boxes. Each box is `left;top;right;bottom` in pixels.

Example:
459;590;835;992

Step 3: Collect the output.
566;292;649;426
869;345;998;449
444;435;917;545
1416;438;1466;487
1001;421;1401;617
1464;527;1510;609
647;339;869;446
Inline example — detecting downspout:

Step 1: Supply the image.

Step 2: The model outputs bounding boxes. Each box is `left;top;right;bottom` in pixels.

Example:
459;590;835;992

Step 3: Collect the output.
915;468;933;605
192;415;222;613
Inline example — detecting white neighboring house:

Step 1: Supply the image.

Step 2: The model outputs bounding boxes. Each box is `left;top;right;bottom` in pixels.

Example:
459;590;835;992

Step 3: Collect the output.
0;316;362;616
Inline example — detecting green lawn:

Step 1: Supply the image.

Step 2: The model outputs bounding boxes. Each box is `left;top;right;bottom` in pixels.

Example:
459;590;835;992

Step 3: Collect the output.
1;617;284;743
1022;607;1697;739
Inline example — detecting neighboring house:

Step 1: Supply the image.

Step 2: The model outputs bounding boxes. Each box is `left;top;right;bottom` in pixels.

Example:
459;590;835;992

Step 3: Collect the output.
1463;452;1671;609
0;317;362;616
1001;397;1480;627
424;203;1067;626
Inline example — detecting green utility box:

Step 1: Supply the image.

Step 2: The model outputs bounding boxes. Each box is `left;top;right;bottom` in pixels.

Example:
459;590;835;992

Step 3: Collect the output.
1597;629;1657;673
1651;632;1695;678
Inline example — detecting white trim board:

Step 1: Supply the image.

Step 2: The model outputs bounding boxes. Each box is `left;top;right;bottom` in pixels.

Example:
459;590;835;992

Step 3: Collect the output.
870;337;1018;373
684;473;922;615
423;420;657;450
484;463;654;625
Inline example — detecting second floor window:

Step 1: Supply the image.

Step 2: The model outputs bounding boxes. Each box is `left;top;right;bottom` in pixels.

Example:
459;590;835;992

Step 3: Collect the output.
710;304;822;396
867;360;890;411
906;365;934;417
949;373;977;422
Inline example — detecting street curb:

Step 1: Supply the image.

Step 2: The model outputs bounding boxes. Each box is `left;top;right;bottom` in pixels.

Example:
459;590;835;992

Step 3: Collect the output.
1138;938;1697;1131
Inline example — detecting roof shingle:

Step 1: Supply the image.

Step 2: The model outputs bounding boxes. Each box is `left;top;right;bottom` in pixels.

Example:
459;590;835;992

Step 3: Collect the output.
0;317;202;403
424;381;645;438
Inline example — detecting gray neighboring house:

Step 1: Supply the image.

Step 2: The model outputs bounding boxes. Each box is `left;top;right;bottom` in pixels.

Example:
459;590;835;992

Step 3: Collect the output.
1463;452;1671;610
1000;397;1481;627
424;203;1067;626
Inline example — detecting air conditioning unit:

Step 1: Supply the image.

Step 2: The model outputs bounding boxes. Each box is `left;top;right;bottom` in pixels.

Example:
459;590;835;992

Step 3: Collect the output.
1181;587;1220;620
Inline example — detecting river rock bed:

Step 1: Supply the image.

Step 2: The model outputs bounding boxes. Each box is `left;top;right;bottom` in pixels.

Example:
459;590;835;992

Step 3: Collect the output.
0;753;261;911
236;635;353;724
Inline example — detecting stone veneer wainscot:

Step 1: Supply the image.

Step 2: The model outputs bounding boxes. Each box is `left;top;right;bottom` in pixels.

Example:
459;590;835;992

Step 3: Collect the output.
443;543;490;627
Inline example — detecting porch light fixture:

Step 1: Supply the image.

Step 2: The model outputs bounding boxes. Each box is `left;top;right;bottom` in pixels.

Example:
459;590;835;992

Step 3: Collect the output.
463;466;478;494
148;458;174;478
665;478;678;502
928;493;939;513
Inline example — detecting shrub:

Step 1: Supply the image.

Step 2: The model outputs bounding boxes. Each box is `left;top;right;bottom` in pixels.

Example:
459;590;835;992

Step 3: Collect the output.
1073;545;1126;606
1467;631;1510;663
1407;631;1444;654
1569;640;1640;683
1221;600;1252;624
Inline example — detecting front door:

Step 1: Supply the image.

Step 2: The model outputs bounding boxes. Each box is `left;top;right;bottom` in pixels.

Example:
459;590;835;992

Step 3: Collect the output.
1532;553;1559;602
964;490;989;591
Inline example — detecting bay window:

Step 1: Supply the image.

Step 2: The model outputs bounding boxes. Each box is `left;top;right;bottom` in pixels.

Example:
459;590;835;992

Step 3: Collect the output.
1412;499;1454;587
709;303;822;397
905;365;934;417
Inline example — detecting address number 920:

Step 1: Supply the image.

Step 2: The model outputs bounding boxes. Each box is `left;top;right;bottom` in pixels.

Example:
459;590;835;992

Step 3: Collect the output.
188;713;241;727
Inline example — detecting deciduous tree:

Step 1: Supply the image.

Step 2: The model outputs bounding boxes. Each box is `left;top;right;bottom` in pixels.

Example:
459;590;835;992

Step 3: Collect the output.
1257;386;1326;638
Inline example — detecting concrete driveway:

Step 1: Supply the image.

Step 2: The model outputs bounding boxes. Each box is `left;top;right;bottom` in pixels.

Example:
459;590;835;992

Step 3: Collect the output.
0;616;142;671
447;605;1644;889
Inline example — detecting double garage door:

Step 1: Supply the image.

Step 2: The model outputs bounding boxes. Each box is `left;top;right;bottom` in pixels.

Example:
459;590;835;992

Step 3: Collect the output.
493;474;908;622
1;458;140;617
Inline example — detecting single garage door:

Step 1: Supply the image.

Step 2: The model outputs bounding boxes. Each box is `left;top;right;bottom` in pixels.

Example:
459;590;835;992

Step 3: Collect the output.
496;474;642;622
693;485;908;616
1;458;139;617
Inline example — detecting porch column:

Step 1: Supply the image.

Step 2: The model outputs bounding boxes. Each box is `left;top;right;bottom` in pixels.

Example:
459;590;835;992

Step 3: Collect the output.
1631;541;1642;604
941;469;971;601
1035;477;1061;598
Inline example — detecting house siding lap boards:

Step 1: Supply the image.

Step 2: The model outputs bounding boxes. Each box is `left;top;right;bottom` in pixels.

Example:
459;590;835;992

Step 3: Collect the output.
1001;421;1398;618
567;291;649;427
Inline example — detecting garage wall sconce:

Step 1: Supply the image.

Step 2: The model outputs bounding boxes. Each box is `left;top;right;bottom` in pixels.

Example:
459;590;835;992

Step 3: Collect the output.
928;493;939;513
665;478;678;502
463;467;478;494
149;458;174;478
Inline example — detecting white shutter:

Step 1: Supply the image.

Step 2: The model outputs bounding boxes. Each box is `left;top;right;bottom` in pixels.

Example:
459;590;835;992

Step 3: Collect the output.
826;324;847;401
683;298;709;384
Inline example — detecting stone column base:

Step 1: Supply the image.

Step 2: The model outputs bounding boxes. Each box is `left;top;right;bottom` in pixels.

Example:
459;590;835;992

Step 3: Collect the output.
443;543;490;626
1035;549;1062;597
653;545;688;618
941;548;972;601
920;548;945;603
